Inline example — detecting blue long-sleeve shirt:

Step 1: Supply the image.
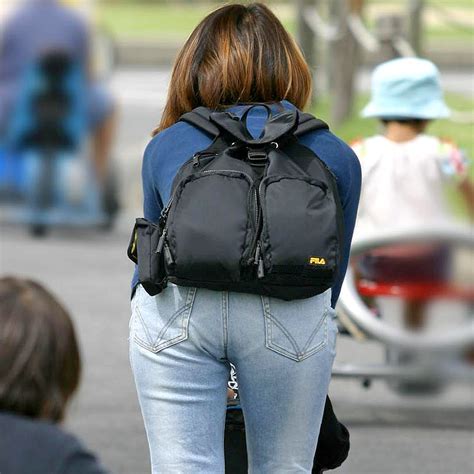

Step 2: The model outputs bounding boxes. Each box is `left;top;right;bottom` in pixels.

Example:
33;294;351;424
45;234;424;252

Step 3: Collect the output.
132;101;361;307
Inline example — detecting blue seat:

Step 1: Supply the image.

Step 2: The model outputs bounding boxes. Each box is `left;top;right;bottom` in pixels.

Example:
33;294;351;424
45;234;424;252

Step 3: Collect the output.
7;51;86;154
1;51;107;234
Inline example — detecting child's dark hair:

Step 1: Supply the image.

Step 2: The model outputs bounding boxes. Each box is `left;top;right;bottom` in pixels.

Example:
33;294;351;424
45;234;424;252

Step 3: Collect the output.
380;118;428;126
0;276;81;422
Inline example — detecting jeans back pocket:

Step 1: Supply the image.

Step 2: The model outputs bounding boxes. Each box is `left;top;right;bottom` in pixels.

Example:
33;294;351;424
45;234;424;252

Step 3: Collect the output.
262;289;331;361
131;284;196;353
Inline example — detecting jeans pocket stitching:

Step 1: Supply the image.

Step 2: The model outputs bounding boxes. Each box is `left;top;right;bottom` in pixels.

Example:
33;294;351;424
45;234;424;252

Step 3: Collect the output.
299;317;328;360
134;287;196;353
134;304;155;349
134;306;189;352
265;318;328;361
265;311;301;357
151;286;196;352
152;304;191;348
262;297;329;362
301;308;328;353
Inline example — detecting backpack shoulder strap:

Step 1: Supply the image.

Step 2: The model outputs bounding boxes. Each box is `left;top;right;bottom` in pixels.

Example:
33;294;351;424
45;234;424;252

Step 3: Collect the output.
179;107;219;137
294;112;329;137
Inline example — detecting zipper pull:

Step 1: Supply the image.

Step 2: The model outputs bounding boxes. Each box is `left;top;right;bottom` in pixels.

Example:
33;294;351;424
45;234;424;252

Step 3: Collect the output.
258;257;265;279
164;244;174;265
254;242;261;265
254;242;265;278
159;200;172;227
161;198;173;218
156;229;167;254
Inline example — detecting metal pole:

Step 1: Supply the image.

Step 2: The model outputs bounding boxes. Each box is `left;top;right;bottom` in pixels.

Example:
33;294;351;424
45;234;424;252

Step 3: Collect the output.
296;0;316;71
374;14;406;61
296;0;318;103
407;0;424;56
329;0;364;126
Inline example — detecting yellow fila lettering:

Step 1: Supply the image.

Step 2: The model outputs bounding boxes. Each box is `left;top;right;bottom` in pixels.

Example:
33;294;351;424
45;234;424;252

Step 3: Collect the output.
309;257;326;265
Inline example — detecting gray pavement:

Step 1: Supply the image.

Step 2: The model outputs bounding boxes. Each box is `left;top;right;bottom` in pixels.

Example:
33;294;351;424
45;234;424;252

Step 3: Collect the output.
1;68;473;474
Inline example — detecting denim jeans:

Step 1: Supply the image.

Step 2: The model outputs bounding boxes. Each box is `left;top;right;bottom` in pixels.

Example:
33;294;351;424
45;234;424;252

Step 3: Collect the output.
129;283;337;474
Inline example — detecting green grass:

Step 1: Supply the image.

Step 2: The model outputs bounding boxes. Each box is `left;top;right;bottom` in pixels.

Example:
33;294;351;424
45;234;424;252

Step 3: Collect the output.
311;92;473;215
369;0;474;6
98;1;473;41
98;4;212;40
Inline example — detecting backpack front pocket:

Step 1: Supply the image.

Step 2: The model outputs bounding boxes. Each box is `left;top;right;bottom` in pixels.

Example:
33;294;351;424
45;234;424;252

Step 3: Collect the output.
257;175;339;289
167;170;254;282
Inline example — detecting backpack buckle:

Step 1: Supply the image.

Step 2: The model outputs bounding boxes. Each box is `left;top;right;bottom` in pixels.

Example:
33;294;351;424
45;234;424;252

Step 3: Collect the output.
247;149;268;166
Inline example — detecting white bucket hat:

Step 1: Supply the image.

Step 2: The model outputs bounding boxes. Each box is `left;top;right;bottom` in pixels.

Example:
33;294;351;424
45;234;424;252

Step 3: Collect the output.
361;57;450;119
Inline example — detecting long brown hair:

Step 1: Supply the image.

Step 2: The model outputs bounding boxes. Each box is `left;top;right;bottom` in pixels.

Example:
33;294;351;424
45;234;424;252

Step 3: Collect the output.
0;277;81;422
155;2;312;134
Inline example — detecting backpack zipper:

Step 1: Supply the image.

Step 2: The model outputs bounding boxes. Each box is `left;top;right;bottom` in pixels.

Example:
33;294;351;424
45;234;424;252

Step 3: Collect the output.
247;179;263;275
192;152;217;168
156;229;167;254
200;169;253;180
200;170;262;273
156;198;174;264
254;241;265;278
252;176;329;279
200;171;263;277
155;227;174;266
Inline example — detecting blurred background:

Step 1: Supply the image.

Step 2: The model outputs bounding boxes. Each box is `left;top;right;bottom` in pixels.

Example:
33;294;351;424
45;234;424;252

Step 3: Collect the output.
0;1;472;473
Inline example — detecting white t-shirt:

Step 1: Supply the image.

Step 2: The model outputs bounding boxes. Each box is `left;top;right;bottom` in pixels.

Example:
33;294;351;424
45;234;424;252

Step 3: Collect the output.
351;134;468;239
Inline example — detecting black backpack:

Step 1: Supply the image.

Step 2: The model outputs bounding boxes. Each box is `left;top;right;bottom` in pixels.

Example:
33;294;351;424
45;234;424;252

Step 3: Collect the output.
128;104;344;300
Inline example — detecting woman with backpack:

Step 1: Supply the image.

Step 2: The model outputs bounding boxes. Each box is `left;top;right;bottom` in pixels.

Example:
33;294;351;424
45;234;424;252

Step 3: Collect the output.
129;3;361;472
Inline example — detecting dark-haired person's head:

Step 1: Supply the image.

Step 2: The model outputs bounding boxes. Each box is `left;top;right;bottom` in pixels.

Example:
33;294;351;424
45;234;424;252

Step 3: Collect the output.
156;2;312;134
0;277;81;423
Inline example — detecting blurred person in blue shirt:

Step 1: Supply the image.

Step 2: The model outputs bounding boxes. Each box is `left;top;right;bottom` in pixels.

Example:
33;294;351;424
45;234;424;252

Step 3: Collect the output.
0;0;116;183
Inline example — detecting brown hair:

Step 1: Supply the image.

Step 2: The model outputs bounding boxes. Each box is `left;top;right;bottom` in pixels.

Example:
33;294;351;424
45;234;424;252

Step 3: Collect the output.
155;2;312;134
0;277;81;422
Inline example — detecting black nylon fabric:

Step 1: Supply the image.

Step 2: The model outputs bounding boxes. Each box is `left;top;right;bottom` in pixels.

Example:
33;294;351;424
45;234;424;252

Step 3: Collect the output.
168;171;252;282
210;110;298;145
128;105;344;300
260;176;338;276
127;218;166;295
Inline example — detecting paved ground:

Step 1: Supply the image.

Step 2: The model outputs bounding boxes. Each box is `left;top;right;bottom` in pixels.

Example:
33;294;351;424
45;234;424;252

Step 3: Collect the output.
1;68;473;474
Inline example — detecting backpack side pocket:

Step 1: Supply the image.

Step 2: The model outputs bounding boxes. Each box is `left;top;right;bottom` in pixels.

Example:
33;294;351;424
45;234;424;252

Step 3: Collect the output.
128;218;167;296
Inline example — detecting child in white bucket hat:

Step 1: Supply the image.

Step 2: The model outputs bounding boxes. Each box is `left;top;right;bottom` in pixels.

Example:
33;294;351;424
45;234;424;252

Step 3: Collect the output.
361;57;450;120
352;57;473;338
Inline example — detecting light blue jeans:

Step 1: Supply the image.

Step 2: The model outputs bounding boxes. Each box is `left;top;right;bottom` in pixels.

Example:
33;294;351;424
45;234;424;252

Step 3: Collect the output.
129;283;337;474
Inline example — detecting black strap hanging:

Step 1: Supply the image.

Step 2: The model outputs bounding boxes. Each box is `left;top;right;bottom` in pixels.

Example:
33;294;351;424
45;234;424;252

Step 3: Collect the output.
294;113;329;136
180;107;220;137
